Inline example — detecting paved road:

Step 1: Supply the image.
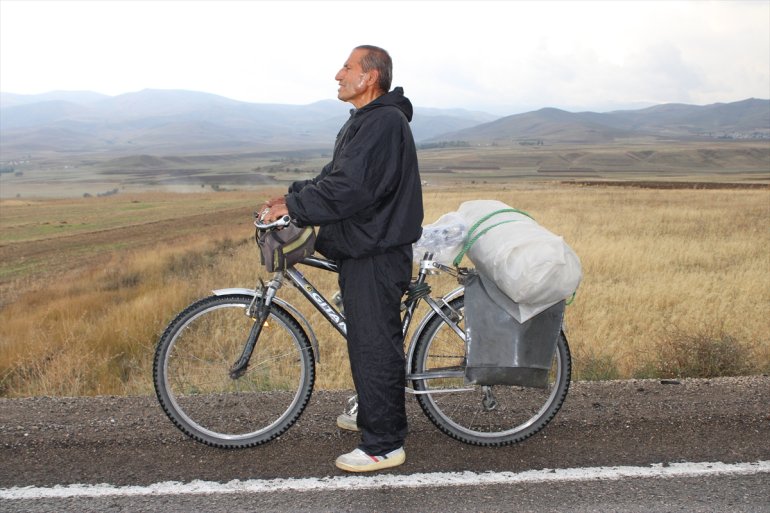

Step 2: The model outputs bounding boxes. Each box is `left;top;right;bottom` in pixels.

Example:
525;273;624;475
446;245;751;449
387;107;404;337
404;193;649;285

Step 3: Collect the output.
1;377;769;512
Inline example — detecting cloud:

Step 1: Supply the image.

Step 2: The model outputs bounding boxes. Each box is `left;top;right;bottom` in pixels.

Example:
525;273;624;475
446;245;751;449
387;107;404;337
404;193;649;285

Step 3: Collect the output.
1;0;768;113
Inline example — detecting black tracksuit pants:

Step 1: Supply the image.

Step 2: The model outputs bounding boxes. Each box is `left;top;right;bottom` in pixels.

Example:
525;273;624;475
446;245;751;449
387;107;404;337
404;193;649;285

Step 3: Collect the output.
338;244;412;455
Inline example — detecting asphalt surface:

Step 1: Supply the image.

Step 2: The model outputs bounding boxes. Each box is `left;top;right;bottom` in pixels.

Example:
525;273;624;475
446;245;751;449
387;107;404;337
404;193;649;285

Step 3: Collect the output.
1;376;769;512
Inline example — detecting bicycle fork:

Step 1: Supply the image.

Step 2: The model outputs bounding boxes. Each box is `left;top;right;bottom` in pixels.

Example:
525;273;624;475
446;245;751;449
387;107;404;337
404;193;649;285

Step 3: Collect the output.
229;275;283;379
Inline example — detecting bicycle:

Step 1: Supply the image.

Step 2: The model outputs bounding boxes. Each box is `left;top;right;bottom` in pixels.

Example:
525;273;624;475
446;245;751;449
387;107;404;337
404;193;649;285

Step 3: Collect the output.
153;215;571;449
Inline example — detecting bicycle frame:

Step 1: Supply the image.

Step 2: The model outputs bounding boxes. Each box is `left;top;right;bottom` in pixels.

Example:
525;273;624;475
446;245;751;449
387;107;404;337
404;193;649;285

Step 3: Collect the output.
214;254;468;390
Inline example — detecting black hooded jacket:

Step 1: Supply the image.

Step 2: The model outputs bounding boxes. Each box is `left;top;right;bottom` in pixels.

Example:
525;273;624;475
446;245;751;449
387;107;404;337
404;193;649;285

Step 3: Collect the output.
285;87;424;260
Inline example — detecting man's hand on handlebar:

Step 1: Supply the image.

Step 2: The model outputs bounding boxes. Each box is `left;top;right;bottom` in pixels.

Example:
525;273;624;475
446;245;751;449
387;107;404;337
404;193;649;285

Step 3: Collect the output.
263;196;286;209
256;196;290;224
254;214;291;231
261;202;290;223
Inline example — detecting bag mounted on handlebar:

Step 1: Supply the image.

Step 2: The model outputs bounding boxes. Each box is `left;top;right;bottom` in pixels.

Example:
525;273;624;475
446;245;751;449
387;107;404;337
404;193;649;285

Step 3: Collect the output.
256;221;316;272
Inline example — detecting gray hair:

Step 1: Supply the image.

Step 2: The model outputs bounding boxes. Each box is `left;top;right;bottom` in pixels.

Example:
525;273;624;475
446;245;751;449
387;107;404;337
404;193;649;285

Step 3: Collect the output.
355;45;392;93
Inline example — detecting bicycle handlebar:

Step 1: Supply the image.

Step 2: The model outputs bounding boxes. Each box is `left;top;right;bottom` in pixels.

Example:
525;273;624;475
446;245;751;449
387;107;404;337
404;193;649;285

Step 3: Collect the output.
254;214;292;231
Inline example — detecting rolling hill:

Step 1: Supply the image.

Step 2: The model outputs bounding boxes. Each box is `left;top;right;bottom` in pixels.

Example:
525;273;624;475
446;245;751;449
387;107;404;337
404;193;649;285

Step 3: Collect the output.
1;90;768;158
430;99;770;144
0;90;497;156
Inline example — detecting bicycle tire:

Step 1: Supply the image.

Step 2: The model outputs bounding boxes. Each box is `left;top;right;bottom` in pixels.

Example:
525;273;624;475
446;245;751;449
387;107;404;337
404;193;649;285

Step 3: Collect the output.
411;295;571;446
153;294;315;448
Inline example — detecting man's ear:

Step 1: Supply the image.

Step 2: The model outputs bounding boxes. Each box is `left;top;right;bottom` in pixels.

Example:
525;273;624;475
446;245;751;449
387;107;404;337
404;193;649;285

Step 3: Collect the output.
366;69;380;89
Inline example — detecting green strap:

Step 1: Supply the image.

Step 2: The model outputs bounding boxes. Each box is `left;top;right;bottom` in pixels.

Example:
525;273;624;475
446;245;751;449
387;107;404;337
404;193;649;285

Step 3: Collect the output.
452;219;519;266
452;208;532;266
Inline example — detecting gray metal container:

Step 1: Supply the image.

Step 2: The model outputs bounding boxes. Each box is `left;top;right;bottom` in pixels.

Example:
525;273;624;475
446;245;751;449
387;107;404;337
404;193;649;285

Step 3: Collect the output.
464;272;564;388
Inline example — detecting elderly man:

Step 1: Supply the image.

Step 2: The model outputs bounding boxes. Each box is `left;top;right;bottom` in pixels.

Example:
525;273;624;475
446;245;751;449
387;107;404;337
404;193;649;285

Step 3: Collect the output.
263;45;423;472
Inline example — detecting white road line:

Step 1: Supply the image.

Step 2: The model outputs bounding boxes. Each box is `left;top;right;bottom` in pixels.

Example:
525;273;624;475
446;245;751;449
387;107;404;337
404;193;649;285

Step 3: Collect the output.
2;461;769;500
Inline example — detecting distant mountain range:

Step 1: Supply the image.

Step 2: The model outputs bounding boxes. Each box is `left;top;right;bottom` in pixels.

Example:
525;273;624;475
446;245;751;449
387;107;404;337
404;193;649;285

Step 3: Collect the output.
0;90;495;156
433;99;770;144
0;90;767;156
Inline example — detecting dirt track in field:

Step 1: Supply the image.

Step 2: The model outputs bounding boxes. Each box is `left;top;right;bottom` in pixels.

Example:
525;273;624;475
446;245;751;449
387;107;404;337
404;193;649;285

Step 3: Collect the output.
0;206;252;307
569;180;769;189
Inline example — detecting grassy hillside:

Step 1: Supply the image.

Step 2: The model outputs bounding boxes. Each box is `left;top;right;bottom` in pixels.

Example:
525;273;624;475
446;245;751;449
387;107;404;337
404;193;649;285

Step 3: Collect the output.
417;141;770;183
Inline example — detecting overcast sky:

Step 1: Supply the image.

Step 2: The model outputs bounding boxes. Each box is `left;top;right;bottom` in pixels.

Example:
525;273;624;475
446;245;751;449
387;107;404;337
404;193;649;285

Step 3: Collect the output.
1;0;768;115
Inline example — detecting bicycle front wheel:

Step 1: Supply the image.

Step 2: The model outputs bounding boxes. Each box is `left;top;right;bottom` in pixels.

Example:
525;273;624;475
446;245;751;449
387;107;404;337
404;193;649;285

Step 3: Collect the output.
153;294;315;448
411;295;571;446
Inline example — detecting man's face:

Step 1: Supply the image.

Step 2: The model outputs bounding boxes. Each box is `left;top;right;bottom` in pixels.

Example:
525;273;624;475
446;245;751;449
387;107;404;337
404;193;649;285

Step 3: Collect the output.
335;49;370;104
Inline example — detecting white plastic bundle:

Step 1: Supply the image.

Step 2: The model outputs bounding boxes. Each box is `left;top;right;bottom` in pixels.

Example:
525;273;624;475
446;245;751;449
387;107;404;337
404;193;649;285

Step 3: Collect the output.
456;200;582;322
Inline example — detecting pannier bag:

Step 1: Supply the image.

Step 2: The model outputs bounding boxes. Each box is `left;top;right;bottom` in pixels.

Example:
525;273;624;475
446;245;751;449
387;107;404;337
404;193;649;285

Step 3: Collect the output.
256;222;316;272
464;271;564;388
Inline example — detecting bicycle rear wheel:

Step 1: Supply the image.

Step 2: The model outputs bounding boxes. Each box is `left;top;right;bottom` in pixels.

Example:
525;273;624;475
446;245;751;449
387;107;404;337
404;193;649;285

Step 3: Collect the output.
153;294;314;448
411;295;571;446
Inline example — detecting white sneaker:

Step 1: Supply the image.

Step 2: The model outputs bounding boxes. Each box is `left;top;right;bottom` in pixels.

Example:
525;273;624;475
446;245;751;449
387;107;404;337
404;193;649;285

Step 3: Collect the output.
335;447;406;472
336;412;359;431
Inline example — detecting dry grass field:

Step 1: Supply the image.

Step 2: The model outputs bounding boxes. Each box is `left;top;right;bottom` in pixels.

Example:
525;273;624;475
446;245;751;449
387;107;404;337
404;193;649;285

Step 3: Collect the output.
0;182;768;397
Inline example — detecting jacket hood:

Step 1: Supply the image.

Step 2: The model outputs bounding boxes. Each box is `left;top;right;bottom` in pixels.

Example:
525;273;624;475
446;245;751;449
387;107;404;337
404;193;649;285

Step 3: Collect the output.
359;86;413;122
